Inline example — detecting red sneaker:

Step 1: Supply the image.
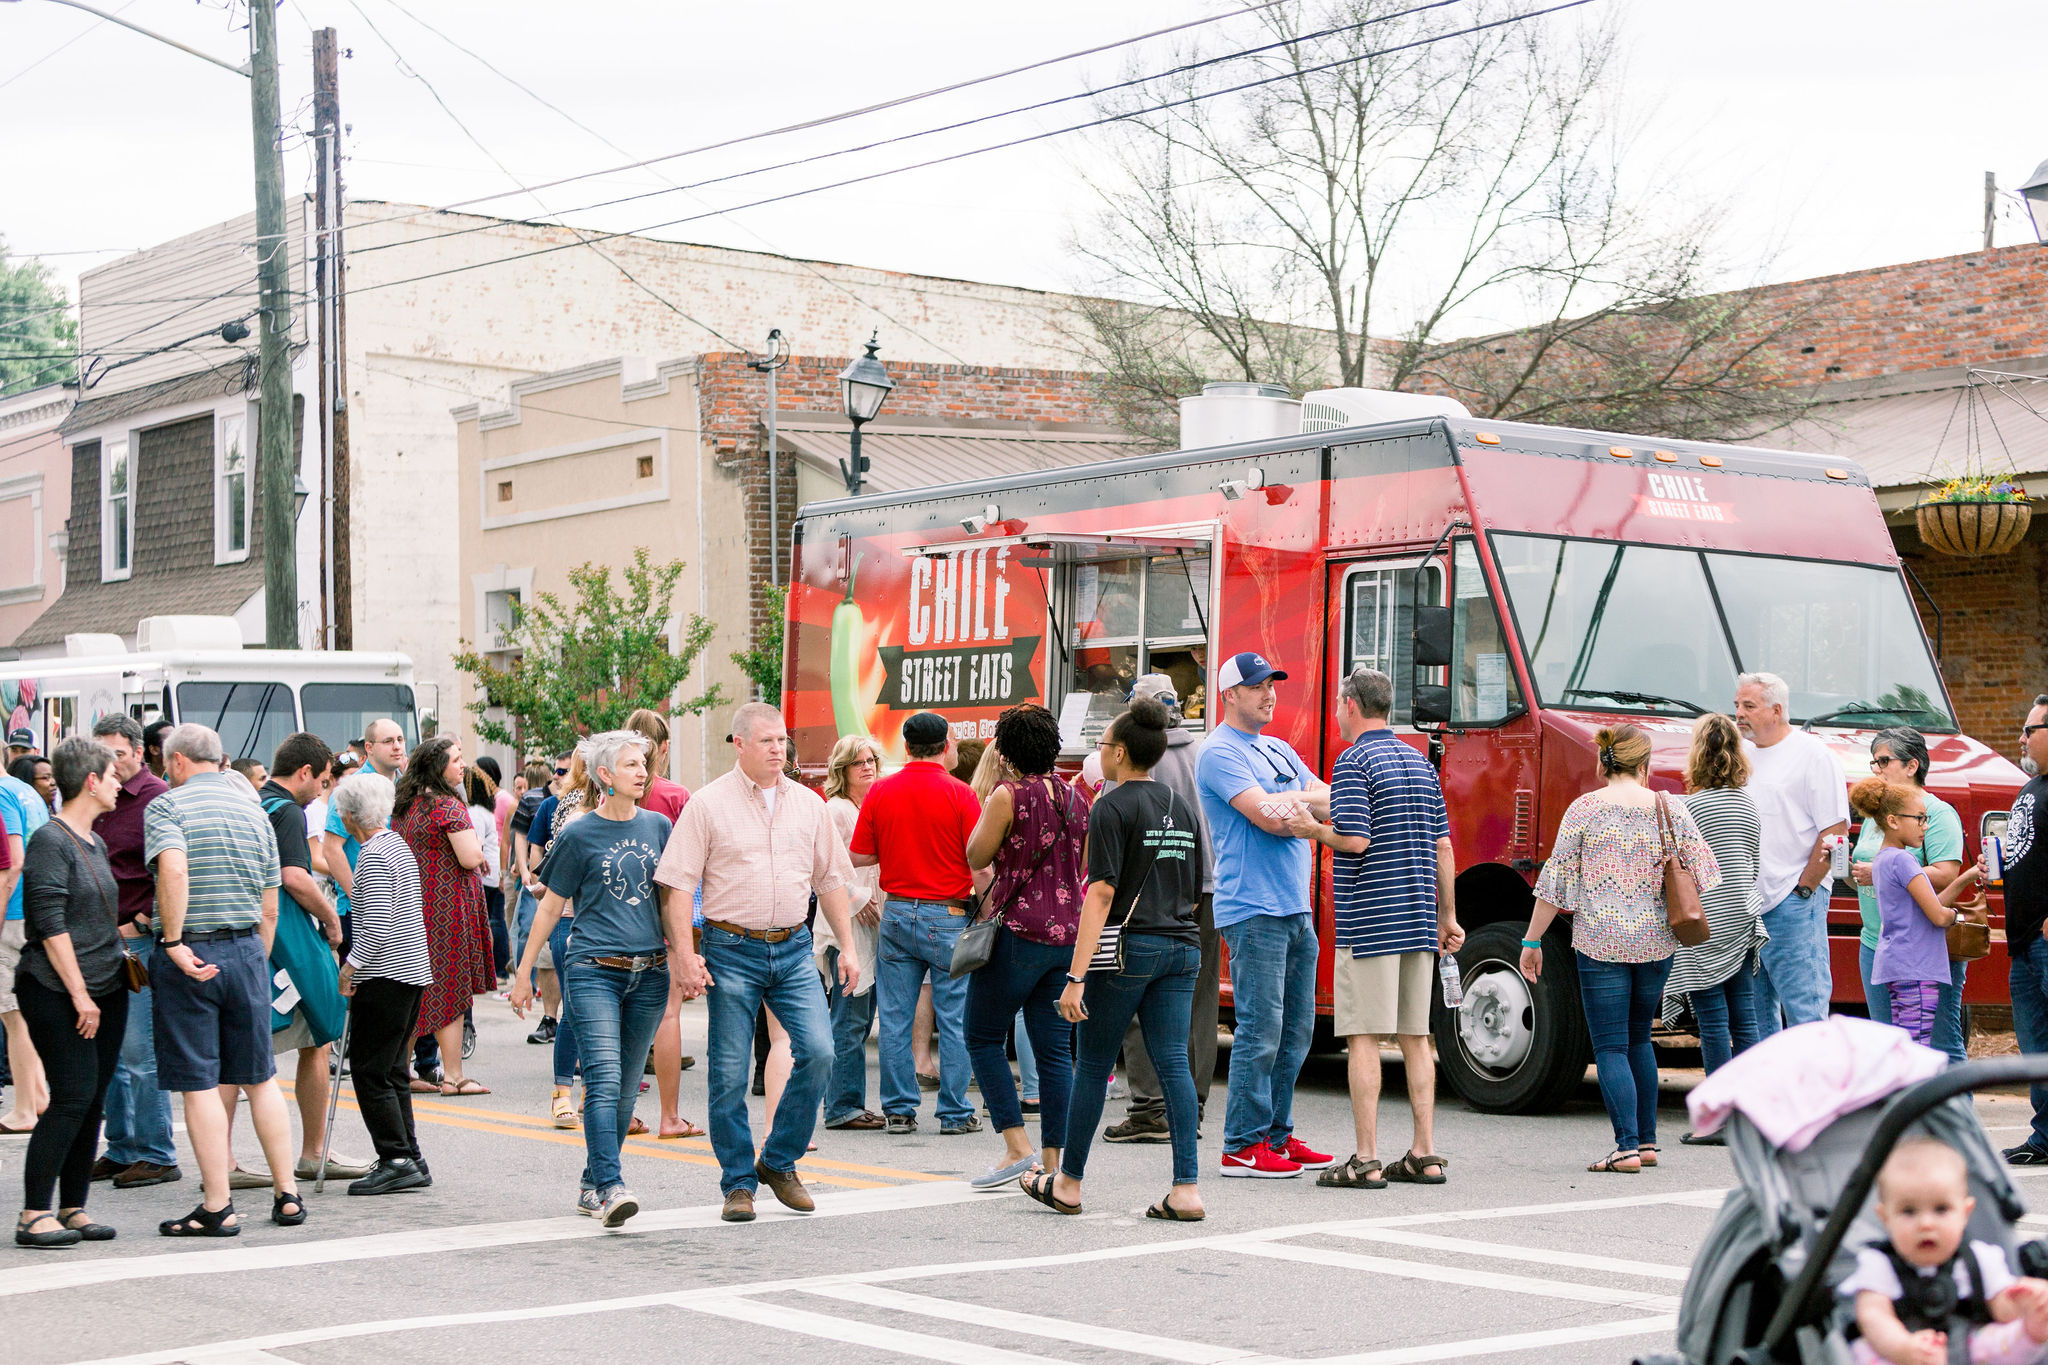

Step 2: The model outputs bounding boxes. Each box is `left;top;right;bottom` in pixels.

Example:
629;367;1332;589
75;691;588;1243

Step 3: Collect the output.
1280;1136;1334;1169
1221;1142;1302;1178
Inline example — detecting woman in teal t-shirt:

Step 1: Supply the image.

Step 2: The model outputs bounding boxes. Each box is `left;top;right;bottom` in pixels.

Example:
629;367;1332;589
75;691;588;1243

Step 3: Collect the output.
1849;728;1966;1059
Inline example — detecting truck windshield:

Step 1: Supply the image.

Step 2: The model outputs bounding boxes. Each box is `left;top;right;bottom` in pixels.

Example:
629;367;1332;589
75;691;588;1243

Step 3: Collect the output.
302;683;418;754
1492;534;1955;730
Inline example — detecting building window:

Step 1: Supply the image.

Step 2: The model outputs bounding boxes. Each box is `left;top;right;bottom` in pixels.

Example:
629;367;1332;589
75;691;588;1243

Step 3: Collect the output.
636;455;654;479
102;438;132;581
483;587;522;652
215;411;250;564
497;480;513;502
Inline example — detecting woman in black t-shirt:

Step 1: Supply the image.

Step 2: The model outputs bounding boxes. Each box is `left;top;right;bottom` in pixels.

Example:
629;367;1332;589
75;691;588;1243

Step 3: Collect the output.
1021;698;1206;1221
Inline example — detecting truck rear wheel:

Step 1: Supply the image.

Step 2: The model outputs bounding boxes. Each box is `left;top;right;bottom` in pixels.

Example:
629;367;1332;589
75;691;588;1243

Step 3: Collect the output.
1435;921;1590;1114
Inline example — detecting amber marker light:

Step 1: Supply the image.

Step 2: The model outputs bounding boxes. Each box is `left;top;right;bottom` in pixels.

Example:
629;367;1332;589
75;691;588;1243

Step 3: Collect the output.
1653;450;1679;463
1699;455;1724;468
1609;446;1634;458
1824;468;1850;480
1474;432;1501;445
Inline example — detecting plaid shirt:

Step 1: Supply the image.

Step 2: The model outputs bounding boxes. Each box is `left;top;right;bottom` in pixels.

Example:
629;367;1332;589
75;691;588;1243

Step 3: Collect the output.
654;769;849;930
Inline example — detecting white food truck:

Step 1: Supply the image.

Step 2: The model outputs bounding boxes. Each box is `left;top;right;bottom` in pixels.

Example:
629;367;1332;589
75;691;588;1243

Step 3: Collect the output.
0;616;421;762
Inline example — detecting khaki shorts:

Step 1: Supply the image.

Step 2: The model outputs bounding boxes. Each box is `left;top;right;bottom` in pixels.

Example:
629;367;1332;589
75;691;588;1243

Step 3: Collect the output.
272;1006;317;1056
0;919;23;1015
1333;949;1433;1038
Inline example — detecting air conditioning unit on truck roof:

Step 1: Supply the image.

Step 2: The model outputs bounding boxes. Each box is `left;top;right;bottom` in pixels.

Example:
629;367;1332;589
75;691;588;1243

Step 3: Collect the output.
1300;386;1471;432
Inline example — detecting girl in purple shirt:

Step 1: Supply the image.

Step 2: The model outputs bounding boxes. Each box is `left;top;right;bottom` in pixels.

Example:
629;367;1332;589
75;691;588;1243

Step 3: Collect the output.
1853;777;1981;1047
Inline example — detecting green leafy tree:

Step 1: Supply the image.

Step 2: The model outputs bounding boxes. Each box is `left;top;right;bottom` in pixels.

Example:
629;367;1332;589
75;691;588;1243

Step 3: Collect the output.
1;238;78;396
453;548;724;758
730;585;787;702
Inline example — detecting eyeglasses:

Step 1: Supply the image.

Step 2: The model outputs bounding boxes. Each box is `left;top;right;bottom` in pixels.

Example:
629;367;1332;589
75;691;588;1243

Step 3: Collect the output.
2024;724;2048;739
1870;754;1897;768
1898;812;1931;825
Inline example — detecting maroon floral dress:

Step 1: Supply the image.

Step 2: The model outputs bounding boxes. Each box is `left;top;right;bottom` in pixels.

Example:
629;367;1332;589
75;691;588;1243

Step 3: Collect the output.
395;792;494;1037
985;777;1089;946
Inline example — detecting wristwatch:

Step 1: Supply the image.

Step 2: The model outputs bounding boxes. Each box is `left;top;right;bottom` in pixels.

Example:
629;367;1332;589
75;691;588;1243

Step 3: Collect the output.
1065;973;1087;985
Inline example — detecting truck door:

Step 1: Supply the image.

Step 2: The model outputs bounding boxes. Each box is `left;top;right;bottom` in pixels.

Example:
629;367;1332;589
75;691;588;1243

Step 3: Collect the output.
1435;537;1540;872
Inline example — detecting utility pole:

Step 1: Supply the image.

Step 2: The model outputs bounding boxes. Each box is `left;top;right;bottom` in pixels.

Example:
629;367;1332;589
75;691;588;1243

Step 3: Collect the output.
1986;171;1999;252
313;28;353;649
250;0;297;648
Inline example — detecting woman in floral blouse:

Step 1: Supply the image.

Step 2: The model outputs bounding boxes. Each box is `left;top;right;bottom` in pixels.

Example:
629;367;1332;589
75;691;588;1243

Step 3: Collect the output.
1522;724;1720;1174
963;704;1089;1192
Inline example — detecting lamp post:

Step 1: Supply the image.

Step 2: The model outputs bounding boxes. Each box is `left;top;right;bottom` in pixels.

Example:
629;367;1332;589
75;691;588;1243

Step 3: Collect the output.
837;332;894;498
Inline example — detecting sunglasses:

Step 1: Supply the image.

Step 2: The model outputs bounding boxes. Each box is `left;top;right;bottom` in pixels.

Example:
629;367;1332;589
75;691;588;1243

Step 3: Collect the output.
2024;724;2048;739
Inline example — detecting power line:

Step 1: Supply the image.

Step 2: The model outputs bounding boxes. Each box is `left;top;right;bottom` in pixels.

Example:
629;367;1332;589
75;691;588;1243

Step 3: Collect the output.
342;0;746;352
335;0;1301;237
0;0;139;92
347;1;1597;301
373;0;976;365
341;0;1468;265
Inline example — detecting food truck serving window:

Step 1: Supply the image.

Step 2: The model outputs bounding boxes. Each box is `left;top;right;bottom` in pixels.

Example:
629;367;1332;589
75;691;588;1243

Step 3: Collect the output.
1491;533;1955;729
1063;552;1210;749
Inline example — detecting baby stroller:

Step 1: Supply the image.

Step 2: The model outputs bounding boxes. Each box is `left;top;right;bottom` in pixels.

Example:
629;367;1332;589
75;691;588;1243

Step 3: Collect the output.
1638;1051;2048;1365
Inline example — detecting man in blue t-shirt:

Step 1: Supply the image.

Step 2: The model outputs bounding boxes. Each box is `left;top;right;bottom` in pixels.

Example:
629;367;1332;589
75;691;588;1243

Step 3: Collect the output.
1301;666;1462;1189
0;765;51;1131
1195;651;1335;1180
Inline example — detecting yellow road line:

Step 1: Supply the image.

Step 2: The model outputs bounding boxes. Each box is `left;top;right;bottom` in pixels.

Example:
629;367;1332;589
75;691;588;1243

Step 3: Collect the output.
286;1081;946;1186
316;1095;888;1190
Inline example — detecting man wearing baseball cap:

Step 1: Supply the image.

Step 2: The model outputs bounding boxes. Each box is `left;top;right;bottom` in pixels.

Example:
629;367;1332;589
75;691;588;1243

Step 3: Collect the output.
1195;651;1335;1178
849;712;983;1136
5;728;35;768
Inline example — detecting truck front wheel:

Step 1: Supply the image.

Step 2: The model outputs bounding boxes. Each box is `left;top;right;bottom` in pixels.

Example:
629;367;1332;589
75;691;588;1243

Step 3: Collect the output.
1434;921;1590;1114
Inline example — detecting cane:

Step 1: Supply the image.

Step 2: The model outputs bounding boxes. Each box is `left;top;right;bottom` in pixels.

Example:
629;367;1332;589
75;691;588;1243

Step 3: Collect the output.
316;1006;352;1193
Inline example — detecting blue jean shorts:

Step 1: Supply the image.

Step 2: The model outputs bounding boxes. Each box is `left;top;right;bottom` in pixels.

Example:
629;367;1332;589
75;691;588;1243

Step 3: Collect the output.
151;931;278;1092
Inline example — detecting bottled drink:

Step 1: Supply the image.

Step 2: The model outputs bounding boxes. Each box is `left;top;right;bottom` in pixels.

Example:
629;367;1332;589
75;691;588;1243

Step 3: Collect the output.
1439;952;1463;1008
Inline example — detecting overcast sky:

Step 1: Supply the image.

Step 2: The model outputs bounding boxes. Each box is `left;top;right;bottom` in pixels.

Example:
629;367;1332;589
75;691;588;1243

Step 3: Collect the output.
5;0;2045;336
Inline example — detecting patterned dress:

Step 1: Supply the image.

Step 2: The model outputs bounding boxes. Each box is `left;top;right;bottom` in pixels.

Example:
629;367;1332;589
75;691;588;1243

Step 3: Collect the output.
396;792;494;1037
985;777;1089;946
1535;792;1722;963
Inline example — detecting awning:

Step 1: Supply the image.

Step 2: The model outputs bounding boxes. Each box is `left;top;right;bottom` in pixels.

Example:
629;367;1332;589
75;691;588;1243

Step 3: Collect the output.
772;412;1144;498
1775;360;2048;491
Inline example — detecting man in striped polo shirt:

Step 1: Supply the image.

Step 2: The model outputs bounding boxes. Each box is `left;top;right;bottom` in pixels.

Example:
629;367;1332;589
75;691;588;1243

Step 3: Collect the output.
1305;667;1462;1190
145;723;304;1234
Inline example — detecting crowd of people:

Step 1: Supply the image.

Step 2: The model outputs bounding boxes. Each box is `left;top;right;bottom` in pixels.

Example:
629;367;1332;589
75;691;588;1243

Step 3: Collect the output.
1;659;2044;1248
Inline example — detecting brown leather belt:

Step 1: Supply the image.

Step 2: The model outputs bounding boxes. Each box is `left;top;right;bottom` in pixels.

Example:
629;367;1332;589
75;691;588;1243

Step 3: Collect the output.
703;919;800;943
587;951;668;971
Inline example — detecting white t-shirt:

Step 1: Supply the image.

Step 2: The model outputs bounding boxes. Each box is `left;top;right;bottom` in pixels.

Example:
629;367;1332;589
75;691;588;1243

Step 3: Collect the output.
468;802;502;889
1745;731;1849;908
760;786;778;821
1837;1240;2014;1303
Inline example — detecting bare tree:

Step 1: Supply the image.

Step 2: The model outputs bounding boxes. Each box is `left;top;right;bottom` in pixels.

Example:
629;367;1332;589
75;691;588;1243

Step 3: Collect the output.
1070;0;1818;443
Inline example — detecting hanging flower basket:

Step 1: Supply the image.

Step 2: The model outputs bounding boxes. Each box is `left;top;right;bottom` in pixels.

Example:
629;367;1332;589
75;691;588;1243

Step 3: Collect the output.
1916;478;2032;557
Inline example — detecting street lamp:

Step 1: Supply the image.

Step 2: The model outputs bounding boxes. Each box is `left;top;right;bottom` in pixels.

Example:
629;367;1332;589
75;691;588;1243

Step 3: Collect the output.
837;332;894;497
293;474;311;523
2021;158;2048;243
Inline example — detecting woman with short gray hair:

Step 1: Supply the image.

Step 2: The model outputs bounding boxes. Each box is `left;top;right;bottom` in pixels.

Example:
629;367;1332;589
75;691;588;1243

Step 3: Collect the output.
332;772;433;1194
16;737;125;1246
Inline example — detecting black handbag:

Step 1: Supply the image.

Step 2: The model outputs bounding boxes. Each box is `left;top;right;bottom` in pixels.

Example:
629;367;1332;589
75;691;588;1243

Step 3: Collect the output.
949;782;1074;978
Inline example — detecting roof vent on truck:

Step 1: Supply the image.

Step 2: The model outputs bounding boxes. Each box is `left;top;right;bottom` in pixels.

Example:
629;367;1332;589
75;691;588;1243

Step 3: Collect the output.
135;616;245;653
1300;387;1471;433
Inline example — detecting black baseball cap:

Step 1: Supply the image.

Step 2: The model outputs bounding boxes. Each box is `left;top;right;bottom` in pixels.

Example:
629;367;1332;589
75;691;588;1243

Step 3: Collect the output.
901;712;950;748
5;727;31;748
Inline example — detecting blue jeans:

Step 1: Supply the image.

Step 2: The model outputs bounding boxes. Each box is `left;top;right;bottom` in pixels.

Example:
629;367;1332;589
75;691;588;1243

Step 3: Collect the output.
702;925;833;1194
1578;953;1672;1151
1689;970;1758;1074
101;979;176;1167
877;900;972;1126
1062;935;1201;1185
549;916;582;1087
560;956;669;1194
1015;1010;1039;1101
1862;943;1968;1064
2012;937;2048;1153
822;946;875;1126
1753;885;1832;1037
1218;912;1318;1155
511;886;538;962
963;927;1072;1143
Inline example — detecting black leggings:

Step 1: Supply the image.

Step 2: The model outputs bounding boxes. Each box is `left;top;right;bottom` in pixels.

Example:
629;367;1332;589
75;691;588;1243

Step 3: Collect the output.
349;977;425;1163
17;975;127;1212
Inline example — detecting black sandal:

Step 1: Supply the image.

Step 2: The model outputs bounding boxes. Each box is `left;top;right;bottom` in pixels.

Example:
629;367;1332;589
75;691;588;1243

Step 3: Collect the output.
1019;1170;1080;1215
1384;1151;1449;1184
272;1190;307;1226
16;1213;81;1248
1317;1156;1387;1190
1145;1195;1205;1221
160;1202;239;1237
57;1209;115;1241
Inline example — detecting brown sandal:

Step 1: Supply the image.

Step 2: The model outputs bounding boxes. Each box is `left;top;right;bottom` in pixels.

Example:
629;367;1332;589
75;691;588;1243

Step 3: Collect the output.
1316;1156;1387;1189
1384;1151;1449;1184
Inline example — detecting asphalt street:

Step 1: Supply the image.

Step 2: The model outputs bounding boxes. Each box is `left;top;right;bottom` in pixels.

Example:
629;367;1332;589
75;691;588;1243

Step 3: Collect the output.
4;999;2042;1365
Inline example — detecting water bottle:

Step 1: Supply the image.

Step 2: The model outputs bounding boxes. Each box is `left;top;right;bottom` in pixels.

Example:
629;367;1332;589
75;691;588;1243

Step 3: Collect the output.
1439;952;1463;1008
1987;835;2007;885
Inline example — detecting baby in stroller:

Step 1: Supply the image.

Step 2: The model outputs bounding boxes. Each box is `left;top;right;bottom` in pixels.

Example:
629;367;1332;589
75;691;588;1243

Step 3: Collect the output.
1842;1139;2048;1365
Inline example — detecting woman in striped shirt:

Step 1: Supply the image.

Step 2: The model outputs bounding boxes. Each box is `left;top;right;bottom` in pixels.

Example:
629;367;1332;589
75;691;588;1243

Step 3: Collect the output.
1667;714;1768;1107
333;772;435;1196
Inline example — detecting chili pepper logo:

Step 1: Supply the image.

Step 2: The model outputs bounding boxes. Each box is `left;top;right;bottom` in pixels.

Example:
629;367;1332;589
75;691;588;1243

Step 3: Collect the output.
830;555;871;739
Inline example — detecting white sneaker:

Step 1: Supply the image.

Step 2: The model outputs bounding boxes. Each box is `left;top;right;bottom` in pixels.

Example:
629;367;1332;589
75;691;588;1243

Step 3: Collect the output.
600;1186;640;1228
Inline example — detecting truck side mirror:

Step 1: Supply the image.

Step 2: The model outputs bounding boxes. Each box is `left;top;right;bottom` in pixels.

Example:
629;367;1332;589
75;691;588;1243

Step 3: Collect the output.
1413;605;1453;668
1412;684;1451;726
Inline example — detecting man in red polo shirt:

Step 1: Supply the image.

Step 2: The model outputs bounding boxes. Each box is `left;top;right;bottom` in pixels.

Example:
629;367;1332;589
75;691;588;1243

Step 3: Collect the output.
850;711;982;1135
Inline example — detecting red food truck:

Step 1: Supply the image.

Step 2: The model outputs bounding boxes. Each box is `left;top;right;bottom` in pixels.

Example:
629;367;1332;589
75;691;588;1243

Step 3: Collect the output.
781;407;2026;1113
